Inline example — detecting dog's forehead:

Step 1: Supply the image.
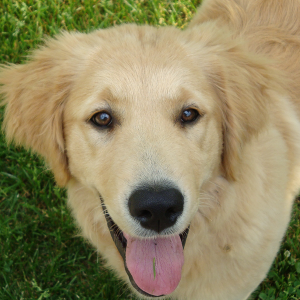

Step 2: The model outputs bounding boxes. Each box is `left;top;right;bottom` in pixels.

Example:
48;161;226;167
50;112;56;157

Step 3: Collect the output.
94;57;205;104
69;28;213;118
94;64;192;105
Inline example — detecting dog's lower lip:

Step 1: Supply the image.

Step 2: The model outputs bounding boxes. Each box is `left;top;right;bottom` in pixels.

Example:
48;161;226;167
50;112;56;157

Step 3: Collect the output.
100;195;189;297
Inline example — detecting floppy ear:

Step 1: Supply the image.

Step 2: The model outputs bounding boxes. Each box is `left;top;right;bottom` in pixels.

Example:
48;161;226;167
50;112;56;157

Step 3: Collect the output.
212;42;284;180
212;51;275;180
188;26;284;180
0;32;87;186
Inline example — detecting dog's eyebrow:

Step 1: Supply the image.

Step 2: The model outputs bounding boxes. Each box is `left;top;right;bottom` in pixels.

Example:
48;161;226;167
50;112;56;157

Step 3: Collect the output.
86;87;119;117
98;87;119;104
173;88;206;113
170;87;196;107
178;87;193;101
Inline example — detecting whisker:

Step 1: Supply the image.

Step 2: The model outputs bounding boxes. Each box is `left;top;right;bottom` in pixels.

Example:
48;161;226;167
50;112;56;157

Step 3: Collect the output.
198;210;212;222
199;191;220;206
208;179;225;191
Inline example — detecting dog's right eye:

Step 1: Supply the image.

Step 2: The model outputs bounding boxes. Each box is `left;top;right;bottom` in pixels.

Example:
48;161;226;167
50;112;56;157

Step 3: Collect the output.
181;108;200;124
90;111;113;128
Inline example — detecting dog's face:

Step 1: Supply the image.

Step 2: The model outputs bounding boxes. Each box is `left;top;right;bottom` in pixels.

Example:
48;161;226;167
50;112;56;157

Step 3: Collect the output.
1;23;275;298
63;26;223;296
64;30;223;237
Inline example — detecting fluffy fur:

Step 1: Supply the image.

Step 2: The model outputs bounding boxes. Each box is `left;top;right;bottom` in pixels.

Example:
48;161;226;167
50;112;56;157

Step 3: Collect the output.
1;0;300;299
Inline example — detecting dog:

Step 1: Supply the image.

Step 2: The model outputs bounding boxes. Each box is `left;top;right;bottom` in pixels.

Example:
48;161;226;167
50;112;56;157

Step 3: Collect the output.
1;0;300;299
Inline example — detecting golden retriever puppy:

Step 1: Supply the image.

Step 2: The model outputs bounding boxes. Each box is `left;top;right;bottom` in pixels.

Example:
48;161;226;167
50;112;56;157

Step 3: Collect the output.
1;0;300;299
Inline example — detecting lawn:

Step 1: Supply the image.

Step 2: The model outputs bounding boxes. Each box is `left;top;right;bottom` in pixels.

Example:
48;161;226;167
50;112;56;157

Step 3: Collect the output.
0;1;299;299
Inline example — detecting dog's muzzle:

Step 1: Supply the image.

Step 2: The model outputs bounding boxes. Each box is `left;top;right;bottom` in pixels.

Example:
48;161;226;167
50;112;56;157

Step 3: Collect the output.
100;184;189;298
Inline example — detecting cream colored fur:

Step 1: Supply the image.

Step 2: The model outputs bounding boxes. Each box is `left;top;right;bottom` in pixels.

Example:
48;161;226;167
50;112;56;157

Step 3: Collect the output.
1;0;300;299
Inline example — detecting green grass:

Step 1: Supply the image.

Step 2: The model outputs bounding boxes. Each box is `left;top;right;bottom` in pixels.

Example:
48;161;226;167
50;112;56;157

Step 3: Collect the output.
0;1;299;299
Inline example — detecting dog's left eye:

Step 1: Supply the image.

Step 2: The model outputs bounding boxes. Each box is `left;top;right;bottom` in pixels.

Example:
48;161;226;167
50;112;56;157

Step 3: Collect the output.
181;109;200;124
90;111;113;128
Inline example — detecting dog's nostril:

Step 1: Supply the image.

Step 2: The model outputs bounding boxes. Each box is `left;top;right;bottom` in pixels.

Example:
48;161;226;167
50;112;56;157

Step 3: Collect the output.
165;208;180;222
138;210;152;220
128;185;184;233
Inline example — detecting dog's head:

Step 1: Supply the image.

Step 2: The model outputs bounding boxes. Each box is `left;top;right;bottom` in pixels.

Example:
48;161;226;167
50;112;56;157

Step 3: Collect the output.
0;24;280;297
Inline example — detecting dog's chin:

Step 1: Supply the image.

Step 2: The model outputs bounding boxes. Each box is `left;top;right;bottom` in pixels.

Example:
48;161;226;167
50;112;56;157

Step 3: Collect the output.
100;196;189;298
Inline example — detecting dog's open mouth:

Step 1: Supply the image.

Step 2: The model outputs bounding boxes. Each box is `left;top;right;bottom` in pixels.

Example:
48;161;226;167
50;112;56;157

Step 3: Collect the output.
100;196;189;297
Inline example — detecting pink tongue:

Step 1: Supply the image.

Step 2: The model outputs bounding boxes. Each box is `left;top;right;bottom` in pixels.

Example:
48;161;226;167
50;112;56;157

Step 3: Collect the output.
124;233;184;296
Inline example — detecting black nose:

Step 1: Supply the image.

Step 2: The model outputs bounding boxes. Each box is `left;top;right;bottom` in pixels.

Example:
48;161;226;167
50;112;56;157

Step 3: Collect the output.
128;186;184;233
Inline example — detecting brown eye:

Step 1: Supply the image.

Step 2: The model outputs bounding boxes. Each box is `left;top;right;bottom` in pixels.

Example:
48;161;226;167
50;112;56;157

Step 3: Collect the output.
90;111;113;128
181;109;199;124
